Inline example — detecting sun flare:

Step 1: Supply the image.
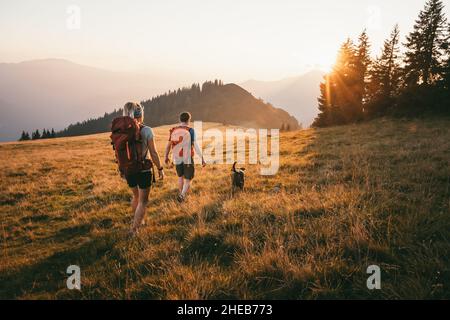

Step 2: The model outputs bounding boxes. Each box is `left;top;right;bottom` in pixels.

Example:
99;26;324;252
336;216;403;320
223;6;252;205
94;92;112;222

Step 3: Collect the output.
315;54;336;73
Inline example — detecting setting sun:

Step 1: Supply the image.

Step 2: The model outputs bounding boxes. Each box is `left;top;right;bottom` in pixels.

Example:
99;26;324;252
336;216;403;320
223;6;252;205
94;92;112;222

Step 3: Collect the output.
1;0;450;304
316;56;336;73
2;0;449;82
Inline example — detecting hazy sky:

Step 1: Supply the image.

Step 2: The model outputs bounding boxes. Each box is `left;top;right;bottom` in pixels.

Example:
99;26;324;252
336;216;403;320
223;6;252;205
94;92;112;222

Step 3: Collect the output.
1;0;449;82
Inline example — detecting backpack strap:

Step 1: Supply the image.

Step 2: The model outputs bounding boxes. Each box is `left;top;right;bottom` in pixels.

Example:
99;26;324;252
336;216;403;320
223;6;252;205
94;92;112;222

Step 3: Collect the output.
136;123;144;141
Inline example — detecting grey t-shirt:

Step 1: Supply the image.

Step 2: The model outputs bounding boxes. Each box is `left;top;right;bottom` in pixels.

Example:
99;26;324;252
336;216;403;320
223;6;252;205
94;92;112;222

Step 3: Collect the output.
141;126;154;159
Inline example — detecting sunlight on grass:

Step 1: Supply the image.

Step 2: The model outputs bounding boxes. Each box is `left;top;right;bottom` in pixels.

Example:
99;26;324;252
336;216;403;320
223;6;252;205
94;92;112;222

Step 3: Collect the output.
0;119;449;299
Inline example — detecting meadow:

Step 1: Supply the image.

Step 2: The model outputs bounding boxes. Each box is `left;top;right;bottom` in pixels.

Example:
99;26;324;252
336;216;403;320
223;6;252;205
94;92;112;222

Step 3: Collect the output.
0;118;449;299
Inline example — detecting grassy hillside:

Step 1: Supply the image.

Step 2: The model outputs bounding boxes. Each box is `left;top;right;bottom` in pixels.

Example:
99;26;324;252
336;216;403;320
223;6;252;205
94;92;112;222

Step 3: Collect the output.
0;119;449;299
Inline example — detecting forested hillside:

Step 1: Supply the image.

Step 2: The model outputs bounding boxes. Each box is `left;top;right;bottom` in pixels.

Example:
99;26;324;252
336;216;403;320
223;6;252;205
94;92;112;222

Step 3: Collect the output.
57;81;299;137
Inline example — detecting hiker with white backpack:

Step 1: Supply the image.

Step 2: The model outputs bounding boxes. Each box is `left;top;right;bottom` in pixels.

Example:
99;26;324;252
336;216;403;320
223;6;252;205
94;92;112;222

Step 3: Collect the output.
110;102;165;236
164;112;206;202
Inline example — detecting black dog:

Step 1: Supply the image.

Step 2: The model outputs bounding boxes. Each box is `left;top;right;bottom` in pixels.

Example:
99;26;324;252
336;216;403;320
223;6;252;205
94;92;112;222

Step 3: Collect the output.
231;162;245;194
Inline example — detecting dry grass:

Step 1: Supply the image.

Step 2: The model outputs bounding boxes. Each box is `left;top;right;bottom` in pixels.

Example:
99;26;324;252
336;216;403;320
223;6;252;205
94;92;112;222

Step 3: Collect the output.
0;119;449;299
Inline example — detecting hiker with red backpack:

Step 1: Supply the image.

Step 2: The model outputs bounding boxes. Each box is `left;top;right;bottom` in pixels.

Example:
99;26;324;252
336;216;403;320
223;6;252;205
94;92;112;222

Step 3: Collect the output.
164;112;206;202
111;102;164;235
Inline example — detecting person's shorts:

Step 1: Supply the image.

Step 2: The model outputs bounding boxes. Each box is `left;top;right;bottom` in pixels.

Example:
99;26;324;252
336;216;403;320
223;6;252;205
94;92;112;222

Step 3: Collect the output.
176;160;195;180
126;170;153;189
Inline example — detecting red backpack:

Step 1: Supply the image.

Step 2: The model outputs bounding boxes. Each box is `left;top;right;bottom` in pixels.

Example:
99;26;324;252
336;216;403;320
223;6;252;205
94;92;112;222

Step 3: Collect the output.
110;116;152;178
168;125;195;158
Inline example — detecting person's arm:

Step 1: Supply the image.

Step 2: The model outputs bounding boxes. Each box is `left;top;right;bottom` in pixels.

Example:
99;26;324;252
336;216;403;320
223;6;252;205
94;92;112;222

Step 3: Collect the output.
148;137;164;179
164;141;172;165
190;129;206;166
193;140;206;166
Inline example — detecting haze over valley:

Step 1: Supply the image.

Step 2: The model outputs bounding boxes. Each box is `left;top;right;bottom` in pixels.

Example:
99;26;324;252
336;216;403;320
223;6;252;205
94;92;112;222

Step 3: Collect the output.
0;59;312;141
0;59;191;141
241;70;325;127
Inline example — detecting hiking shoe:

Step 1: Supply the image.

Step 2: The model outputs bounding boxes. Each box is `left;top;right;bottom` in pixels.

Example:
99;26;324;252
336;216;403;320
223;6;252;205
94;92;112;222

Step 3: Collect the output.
177;194;185;203
127;227;140;239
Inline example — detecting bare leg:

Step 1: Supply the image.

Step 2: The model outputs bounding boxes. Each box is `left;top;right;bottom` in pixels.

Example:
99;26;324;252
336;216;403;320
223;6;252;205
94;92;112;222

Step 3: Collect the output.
131;187;150;233
178;176;184;193
181;179;191;197
130;187;139;212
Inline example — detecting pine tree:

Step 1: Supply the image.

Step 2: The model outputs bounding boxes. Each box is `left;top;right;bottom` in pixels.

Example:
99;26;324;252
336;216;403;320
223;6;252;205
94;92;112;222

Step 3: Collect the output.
313;77;333;127
442;23;450;89
19;131;27;141
24;132;31;140
313;40;359;127
313;72;347;127
403;0;448;86
355;30;372;117
51;128;56;138
367;25;402;116
32;130;41;140
332;39;360;123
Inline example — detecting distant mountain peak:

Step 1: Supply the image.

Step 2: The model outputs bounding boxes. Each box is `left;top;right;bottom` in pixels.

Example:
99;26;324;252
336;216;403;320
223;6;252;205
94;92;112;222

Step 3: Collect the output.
240;70;325;127
0;59;175;141
58;80;300;137
20;58;75;64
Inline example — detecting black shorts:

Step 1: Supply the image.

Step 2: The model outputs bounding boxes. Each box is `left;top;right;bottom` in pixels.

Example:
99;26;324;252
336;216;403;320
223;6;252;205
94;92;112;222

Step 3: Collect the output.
126;171;153;189
176;160;195;180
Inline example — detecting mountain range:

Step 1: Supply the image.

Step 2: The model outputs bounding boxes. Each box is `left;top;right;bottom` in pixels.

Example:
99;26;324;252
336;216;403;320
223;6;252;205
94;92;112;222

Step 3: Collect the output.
0;59;181;141
0;59;321;141
58;80;299;137
241;70;325;128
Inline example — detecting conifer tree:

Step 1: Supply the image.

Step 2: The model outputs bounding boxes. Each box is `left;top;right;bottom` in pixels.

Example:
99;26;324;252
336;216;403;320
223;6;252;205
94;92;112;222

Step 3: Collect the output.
32;130;41;140
367;25;402;116
19;131;27;141
355;30;372;117
441;24;450;89
332;39;359;123
403;0;448;86
313;40;359;126
313;78;333;127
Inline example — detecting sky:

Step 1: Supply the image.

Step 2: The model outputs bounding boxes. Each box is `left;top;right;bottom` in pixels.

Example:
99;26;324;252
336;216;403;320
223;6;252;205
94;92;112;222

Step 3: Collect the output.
1;0;449;83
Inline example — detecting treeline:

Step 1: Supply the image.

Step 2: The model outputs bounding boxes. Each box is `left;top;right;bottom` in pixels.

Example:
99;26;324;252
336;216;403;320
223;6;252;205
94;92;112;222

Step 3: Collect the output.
280;123;295;131
19;129;56;141
56;79;299;137
313;0;450;127
139;79;298;130
139;80;225;127
57;111;121;137
56;80;226;137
